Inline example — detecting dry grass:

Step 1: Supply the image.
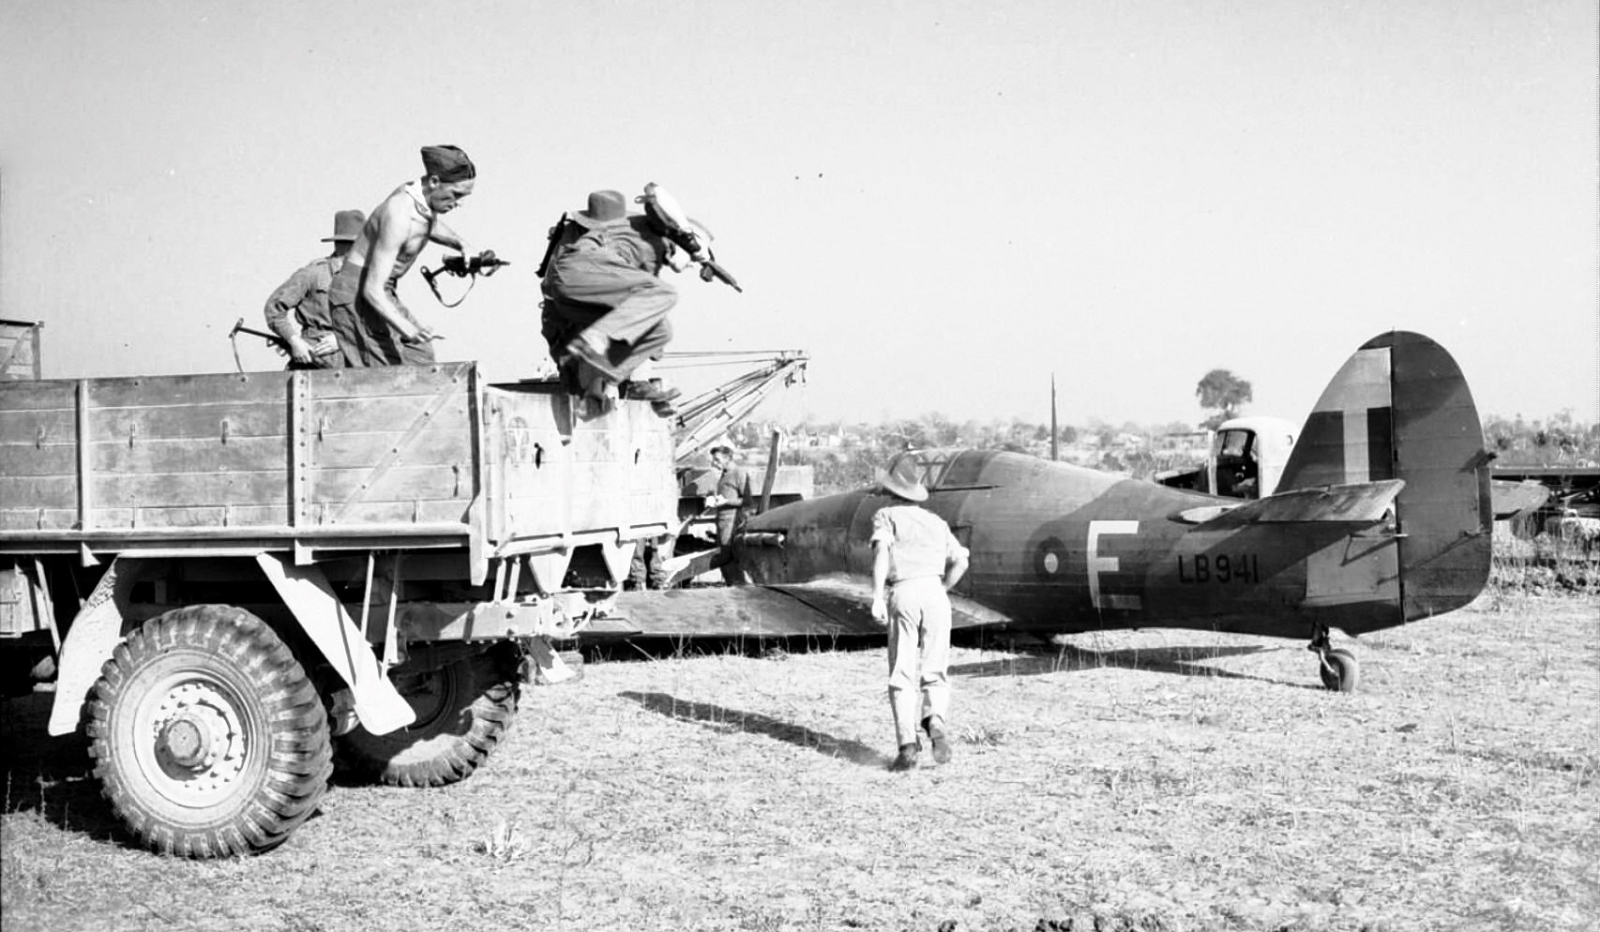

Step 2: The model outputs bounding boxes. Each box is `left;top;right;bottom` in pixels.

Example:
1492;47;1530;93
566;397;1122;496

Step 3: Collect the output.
1489;530;1598;601
3;594;1596;932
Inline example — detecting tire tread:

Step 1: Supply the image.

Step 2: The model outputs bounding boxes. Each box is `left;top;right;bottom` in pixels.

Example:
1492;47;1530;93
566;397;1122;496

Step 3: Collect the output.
336;650;518;788
87;605;332;857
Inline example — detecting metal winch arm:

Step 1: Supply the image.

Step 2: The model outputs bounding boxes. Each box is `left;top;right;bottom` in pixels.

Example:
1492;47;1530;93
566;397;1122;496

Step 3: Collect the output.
665;351;808;462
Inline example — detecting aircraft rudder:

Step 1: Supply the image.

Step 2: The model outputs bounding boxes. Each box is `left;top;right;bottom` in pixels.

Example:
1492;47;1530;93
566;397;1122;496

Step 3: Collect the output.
1380;331;1493;618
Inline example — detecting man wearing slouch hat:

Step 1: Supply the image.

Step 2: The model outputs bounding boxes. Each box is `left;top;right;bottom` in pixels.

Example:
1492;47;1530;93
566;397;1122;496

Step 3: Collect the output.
330;145;477;366
262;208;364;370
539;189;682;414
870;455;970;772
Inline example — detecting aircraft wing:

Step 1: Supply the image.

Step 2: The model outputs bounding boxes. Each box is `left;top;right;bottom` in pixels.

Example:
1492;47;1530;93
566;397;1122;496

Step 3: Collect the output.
598;575;1013;638
599;584;880;638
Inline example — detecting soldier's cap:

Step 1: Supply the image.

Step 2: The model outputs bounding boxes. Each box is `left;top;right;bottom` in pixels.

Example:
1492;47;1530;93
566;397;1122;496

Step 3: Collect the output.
709;443;736;457
573;190;631;229
879;456;928;502
421;145;475;183
322;209;366;243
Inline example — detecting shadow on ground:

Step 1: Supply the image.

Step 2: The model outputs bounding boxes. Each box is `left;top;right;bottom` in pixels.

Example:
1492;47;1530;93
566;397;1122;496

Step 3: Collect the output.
949;641;1317;690
0;692;123;841
619;690;886;768
586;633;1316;690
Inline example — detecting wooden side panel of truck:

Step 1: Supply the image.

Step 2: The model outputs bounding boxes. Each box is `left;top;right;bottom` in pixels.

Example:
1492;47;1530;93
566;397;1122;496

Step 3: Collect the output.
0;362;675;564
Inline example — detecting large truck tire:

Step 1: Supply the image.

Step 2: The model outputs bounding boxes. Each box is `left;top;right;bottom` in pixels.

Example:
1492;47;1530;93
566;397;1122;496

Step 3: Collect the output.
336;649;518;787
85;605;332;857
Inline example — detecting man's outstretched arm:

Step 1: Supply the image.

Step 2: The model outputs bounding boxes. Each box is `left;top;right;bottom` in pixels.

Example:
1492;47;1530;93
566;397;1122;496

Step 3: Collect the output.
429;216;468;254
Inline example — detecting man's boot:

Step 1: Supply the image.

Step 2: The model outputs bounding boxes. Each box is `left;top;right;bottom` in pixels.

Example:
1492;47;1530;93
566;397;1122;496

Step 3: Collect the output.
889;742;920;772
621;378;681;403
564;335;623;381
924;716;952;764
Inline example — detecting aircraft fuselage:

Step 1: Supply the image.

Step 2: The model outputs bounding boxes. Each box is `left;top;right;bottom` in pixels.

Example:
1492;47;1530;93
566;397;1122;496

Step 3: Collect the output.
737;450;1413;639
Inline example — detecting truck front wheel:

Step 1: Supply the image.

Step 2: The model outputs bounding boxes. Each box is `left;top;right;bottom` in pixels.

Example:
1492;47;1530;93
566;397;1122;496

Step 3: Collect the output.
85;605;332;857
336;649;518;787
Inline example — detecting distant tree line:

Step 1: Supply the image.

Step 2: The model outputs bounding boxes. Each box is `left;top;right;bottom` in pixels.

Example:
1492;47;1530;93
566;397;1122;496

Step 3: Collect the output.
1483;410;1600;467
734;409;1598;496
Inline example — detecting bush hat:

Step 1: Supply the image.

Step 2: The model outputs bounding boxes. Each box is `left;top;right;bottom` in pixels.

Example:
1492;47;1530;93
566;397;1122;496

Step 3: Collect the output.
573;190;630;229
322;209;366;243
880;456;929;503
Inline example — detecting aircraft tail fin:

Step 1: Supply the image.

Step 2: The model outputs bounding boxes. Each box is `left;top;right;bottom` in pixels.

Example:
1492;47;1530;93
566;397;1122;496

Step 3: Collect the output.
1277;331;1492;619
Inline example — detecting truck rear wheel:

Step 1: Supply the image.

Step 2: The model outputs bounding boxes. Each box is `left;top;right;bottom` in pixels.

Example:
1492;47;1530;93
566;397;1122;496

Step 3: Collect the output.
336;650;518;787
85;605;332;857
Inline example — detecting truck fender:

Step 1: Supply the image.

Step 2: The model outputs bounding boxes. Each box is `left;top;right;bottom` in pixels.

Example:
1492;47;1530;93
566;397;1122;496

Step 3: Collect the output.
254;553;416;735
48;557;149;736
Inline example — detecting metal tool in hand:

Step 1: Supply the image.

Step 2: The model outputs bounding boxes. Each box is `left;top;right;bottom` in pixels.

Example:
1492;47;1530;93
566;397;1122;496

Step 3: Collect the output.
227;318;339;372
228;317;289;372
421;249;511;308
637;183;743;293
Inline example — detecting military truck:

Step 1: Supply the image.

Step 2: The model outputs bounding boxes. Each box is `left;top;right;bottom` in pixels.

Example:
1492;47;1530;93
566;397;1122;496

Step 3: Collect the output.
0;360;676;856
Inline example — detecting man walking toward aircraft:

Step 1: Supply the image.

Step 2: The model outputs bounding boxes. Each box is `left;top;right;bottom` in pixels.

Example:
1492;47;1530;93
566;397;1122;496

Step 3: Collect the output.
870;456;970;771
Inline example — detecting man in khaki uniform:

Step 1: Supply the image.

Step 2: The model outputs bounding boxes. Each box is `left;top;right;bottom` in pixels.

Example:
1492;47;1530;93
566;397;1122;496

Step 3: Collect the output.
869;455;970;772
262;209;364;369
539;189;681;414
706;445;752;544
705;444;752;583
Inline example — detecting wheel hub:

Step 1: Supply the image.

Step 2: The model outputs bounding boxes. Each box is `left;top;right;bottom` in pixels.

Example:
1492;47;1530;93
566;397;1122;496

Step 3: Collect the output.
145;680;248;799
158;716;210;768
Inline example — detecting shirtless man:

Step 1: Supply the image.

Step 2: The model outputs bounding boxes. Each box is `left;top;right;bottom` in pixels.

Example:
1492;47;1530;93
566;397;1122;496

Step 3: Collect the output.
329;145;476;366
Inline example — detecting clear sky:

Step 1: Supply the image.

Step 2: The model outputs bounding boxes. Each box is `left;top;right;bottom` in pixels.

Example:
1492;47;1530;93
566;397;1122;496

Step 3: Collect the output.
2;0;1594;430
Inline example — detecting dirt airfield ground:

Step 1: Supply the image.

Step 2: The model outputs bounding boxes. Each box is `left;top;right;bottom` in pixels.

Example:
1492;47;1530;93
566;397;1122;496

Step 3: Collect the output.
2;592;1595;932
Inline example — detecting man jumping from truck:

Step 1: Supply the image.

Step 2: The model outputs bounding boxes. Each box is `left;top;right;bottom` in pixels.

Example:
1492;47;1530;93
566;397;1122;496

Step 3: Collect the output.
539;189;682;414
538;184;739;417
329;145;477;367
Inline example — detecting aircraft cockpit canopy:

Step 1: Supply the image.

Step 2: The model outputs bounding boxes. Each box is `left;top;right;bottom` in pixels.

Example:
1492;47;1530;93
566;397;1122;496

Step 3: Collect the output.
887;448;996;492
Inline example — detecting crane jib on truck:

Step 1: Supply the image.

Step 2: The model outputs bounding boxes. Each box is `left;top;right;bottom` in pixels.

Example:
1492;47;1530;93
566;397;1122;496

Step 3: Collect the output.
0;361;680;856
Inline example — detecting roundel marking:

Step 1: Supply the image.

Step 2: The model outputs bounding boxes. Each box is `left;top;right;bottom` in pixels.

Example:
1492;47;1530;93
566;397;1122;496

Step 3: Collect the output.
1033;536;1067;579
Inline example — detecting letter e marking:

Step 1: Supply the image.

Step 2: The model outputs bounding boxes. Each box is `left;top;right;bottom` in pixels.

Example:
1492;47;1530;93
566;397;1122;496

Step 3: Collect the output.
1088;520;1140;610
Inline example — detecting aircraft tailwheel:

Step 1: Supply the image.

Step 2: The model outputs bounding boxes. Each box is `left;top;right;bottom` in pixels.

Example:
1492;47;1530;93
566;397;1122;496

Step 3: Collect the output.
1318;648;1360;693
